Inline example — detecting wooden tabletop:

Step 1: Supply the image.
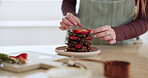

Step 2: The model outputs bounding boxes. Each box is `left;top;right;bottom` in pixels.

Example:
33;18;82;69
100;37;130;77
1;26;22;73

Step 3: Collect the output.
0;44;148;78
78;44;148;78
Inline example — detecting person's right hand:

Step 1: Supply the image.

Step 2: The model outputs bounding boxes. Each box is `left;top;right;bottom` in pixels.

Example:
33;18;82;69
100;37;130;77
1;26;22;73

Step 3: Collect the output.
59;13;82;31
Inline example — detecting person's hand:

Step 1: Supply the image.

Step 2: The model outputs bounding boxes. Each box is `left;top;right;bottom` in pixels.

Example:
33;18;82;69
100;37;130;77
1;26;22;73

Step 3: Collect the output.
91;25;116;44
59;13;82;30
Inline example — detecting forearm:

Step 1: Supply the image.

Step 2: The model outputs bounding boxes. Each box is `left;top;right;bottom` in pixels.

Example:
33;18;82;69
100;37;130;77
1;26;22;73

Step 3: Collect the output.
62;0;77;16
113;1;148;42
113;20;148;42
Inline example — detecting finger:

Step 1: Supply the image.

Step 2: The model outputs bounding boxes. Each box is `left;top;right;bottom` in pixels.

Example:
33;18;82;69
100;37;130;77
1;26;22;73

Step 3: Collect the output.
77;22;82;27
72;16;82;27
59;27;66;31
107;40;116;44
62;18;74;26
91;25;111;34
60;22;69;28
66;13;77;25
100;35;113;41
94;31;110;38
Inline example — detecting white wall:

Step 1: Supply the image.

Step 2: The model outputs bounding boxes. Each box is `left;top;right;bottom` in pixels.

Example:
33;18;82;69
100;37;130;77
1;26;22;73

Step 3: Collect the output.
0;0;63;20
0;0;67;46
0;26;66;46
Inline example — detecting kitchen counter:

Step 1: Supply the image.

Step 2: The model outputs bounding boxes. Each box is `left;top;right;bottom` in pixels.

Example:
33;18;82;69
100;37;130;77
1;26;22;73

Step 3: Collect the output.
0;44;148;78
79;44;148;78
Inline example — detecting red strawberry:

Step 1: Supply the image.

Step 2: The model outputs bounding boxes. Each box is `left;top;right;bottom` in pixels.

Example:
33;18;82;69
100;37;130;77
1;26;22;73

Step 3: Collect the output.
12;58;17;63
16;53;28;59
88;46;92;50
18;56;26;64
75;44;83;49
72;29;91;34
69;36;79;40
80;29;91;34
86;37;93;40
72;29;81;34
9;56;17;63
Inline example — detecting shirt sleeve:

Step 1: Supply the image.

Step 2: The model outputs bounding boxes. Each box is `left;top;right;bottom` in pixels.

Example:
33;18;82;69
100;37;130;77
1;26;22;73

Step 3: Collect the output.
112;1;148;42
62;0;77;16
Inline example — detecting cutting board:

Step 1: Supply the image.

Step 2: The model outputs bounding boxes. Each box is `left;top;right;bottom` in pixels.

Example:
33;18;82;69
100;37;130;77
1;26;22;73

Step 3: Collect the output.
0;51;68;73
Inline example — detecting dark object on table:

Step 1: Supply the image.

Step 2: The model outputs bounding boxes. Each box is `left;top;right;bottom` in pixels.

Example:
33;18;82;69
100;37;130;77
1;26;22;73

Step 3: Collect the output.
78;58;130;78
104;61;130;78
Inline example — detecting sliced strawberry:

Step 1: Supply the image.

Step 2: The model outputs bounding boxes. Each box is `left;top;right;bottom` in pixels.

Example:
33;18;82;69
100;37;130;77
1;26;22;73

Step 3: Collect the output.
88;46;92;50
72;29;91;34
72;29;81;34
80;29;91;34
86;37;93;40
69;36;80;40
12;58;17;63
16;53;28;59
75;44;83;49
18;56;26;64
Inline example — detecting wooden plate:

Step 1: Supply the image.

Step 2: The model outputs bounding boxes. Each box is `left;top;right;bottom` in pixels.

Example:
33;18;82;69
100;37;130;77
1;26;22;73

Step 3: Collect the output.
55;46;101;57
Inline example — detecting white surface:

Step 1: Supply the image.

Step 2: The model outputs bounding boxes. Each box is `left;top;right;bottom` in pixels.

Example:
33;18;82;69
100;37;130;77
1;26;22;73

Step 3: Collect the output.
140;32;148;44
0;45;65;55
47;67;91;78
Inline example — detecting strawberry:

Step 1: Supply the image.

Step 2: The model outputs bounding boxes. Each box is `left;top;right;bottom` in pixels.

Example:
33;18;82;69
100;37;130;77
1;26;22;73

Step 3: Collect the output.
88;46;92;50
72;29;91;34
18;56;26;64
75;44;83;49
69;36;79;40
9;56;17;63
16;53;28;59
72;29;81;34
86;37;93;40
12;58;17;63
80;29;91;34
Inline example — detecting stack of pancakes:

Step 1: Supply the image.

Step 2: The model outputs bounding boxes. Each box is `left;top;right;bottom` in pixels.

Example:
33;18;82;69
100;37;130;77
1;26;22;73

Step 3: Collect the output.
66;29;92;52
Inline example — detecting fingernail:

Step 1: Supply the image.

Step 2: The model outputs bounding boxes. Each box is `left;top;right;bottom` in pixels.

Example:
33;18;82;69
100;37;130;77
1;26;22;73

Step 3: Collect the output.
74;22;77;25
69;26;74;29
90;31;93;33
94;35;96;38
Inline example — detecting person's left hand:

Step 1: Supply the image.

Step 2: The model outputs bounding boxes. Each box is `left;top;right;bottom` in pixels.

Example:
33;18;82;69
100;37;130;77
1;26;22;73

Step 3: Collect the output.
91;25;116;44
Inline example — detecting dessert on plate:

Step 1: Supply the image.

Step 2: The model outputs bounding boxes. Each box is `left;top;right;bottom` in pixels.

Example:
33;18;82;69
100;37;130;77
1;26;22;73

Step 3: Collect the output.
0;53;28;64
66;29;92;52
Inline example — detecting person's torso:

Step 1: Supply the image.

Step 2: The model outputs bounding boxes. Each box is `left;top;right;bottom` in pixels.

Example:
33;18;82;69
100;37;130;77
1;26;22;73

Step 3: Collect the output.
77;0;137;45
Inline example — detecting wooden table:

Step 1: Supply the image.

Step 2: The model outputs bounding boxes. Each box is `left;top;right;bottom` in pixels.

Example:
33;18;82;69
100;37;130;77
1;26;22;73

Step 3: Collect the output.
0;44;148;78
78;44;148;78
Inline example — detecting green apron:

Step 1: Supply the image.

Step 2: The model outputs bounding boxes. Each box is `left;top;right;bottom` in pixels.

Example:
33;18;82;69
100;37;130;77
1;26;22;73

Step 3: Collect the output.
77;0;137;45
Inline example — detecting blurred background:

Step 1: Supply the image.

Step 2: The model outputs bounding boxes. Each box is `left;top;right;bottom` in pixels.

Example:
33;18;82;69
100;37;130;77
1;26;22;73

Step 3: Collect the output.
0;0;147;46
0;0;66;46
